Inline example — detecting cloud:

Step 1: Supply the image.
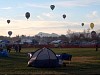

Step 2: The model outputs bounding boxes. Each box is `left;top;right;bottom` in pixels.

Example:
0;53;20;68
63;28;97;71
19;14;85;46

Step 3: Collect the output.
0;18;100;36
36;12;57;21
55;0;100;7
0;19;84;31
0;7;12;10
87;11;98;18
0;19;76;36
26;3;48;9
42;12;53;18
36;16;44;21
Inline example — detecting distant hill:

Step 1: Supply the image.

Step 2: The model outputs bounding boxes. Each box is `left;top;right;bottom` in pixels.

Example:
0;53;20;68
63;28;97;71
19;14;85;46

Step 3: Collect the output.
35;32;59;37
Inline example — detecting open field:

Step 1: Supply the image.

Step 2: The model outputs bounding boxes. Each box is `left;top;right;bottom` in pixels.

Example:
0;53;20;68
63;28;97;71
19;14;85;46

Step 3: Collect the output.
0;48;100;75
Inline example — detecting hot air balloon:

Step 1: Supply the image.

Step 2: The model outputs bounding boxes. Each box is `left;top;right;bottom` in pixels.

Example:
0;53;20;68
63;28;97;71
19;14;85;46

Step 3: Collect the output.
25;12;30;20
50;5;55;10
82;23;84;26
8;31;12;37
63;14;66;19
91;31;96;39
7;20;10;24
90;23;94;29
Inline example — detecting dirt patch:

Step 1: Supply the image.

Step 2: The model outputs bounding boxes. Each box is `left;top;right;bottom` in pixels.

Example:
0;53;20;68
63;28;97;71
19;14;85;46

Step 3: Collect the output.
71;57;94;63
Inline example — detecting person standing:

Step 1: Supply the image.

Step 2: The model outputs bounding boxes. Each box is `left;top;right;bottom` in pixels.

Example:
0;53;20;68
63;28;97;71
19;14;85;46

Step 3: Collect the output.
7;44;11;53
96;42;98;51
14;44;19;52
18;44;21;52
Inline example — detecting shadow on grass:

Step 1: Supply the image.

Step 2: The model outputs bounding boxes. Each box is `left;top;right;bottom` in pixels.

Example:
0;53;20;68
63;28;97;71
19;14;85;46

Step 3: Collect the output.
0;52;28;61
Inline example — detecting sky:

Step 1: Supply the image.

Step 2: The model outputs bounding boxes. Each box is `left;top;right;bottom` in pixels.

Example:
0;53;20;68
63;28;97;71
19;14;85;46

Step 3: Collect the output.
0;0;100;37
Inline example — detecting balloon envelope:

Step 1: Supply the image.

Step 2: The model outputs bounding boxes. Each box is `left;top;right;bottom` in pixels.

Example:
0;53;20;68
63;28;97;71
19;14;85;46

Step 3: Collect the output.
7;20;10;24
63;14;66;19
90;23;94;29
8;31;12;36
91;31;96;39
82;23;84;26
50;5;55;10
25;12;30;19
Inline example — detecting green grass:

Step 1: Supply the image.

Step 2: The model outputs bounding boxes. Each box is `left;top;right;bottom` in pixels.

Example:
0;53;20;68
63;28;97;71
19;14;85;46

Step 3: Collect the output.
0;48;100;75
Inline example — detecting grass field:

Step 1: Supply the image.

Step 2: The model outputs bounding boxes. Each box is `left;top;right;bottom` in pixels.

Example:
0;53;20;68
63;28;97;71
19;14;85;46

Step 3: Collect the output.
0;48;100;75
